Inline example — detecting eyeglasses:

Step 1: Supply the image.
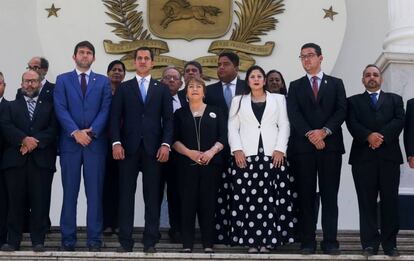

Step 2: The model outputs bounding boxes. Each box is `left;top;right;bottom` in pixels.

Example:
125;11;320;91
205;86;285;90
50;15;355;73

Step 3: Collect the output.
299;53;318;60
23;79;38;84
163;76;181;81
26;66;41;71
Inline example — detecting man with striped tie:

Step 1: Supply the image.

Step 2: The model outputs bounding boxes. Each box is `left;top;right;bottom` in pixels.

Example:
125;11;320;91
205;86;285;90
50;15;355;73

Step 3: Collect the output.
0;70;57;252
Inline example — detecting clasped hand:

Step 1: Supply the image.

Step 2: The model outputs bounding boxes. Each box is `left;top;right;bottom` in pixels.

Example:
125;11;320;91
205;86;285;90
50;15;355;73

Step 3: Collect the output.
73;128;92;147
308;129;327;150
367;132;384;149
20;136;39;155
188;149;215;165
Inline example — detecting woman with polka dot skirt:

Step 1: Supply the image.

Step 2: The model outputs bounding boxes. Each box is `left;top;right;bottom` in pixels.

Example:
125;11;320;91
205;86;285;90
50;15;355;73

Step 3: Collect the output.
224;65;297;253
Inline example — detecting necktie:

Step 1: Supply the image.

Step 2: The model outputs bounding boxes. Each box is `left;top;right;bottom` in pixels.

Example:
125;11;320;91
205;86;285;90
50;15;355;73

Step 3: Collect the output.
224;83;232;108
80;73;87;96
370;93;378;106
27;98;36;120
139;78;147;102
311;76;318;99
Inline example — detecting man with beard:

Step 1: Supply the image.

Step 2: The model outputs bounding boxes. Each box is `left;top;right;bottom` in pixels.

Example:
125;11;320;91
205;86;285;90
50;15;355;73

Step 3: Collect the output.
0;70;57;252
347;64;404;257
54;41;112;251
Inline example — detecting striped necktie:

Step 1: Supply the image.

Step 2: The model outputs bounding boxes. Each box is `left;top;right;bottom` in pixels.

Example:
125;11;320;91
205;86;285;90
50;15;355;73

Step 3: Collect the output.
27;98;36;120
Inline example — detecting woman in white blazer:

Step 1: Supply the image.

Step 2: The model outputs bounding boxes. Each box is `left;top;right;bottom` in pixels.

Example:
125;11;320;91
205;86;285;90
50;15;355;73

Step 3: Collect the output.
225;65;297;253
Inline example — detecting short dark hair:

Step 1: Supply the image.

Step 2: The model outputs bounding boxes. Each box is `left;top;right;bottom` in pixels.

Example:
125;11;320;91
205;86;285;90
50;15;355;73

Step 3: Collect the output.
218;51;240;66
107;60;126;73
74;41;95;56
265;69;287;95
301;43;322;56
363;64;381;75
134;47;154;60
40;57;49;70
184;60;203;75
245;65;266;90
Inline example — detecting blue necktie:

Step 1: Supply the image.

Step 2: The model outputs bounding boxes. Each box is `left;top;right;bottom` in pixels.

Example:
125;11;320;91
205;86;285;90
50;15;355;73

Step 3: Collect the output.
370;93;378;106
27;98;36;120
224;83;232;108
139;78;147;102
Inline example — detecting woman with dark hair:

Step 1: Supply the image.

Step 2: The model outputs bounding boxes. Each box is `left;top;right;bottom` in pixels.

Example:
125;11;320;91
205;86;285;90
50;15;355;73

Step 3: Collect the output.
265;70;287;95
173;77;227;253
227;65;297;253
103;60;126;235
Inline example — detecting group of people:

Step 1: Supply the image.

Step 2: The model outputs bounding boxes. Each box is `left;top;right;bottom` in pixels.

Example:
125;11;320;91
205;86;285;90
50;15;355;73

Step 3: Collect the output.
0;40;413;257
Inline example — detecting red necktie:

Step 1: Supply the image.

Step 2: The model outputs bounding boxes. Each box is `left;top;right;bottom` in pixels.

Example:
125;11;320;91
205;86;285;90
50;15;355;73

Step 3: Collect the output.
312;76;318;99
81;73;87;96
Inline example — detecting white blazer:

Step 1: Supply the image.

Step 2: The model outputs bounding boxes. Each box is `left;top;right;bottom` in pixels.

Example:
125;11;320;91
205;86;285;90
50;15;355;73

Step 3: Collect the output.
228;91;290;156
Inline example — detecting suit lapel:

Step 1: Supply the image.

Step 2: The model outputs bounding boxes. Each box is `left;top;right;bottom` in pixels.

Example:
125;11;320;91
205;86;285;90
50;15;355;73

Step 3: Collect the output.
129;78;143;104
246;93;260;124
31;98;45;122
85;71;96;98
363;91;377;110
235;79;245;95
146;78;158;105
301;76;316;103
18;97;31;123
71;70;83;99
376;90;386;109
317;74;328;102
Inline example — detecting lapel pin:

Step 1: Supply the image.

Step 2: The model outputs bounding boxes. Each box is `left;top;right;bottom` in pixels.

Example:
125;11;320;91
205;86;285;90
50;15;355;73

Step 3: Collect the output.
39;100;42;104
324;80;327;84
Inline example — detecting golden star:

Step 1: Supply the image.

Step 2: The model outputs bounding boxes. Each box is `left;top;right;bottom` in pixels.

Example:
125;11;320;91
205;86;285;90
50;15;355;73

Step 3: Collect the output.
323;6;338;21
45;4;61;18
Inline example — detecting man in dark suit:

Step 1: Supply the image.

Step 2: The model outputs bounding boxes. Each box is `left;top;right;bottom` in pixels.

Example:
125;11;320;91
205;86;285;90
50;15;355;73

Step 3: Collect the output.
159;66;185;243
17;57;55;103
0;70;57;252
205;52;246;116
405;98;414;169
54;41;112;251
0;72;8;248
347;64;404;257
287;43;347;255
111;47;173;253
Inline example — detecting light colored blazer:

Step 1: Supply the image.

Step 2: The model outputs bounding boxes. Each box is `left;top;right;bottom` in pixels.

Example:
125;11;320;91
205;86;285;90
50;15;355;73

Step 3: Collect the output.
228;91;290;156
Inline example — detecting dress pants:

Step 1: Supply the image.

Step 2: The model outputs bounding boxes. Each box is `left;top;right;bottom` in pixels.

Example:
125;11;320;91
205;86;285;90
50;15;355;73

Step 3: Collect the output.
160;156;181;238
179;163;219;249
118;144;162;250
103;153;119;232
4;158;53;248
60;148;106;247
0;171;7;246
352;160;400;251
291;151;342;250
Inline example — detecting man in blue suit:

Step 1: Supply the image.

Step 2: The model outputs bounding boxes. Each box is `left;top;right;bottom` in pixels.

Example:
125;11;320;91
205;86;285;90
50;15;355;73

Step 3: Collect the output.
54;41;112;251
111;47;173;253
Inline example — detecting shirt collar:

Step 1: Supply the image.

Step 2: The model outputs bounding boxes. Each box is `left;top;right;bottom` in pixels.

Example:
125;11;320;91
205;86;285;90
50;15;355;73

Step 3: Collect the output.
75;68;92;77
367;89;381;95
136;74;151;83
23;95;38;102
306;71;324;81
222;76;238;87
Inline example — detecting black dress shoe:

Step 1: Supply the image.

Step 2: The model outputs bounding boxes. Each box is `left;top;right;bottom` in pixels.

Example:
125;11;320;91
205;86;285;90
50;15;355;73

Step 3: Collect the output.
33;244;45;252
88;245;101;252
117;246;133;253
1;244;17;251
143;246;156;253
300;247;315;255
362;247;376;256
323;247;341;255
60;245;75;251
384;247;400;257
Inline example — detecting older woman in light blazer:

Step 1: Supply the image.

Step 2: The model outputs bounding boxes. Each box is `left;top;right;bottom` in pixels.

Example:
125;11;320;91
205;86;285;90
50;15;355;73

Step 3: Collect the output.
226;65;297;253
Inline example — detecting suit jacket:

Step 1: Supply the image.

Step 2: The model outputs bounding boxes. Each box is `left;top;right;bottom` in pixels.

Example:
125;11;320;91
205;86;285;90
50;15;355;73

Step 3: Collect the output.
228;92;290;156
0;99;9;161
177;89;187;108
54;70;112;154
16;80;55;103
1;97;57;171
405;98;414;159
347;91;404;164
110;77;173;157
205;78;247;116
287;74;347;156
174;105;227;165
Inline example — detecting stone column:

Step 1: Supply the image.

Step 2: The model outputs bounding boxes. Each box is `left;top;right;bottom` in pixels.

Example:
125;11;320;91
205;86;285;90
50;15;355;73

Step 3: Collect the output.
376;0;414;195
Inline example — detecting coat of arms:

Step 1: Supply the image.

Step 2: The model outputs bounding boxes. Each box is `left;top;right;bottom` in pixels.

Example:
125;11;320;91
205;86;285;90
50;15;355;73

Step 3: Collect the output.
103;0;285;79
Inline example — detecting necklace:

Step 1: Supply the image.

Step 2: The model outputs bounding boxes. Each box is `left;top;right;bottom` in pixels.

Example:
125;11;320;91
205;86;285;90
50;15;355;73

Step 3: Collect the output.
190;104;206;117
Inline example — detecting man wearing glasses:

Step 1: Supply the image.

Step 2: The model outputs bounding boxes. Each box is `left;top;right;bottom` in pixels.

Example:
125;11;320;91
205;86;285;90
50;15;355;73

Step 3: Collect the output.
287;43;347;255
17;57;55;103
1;70;57;252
